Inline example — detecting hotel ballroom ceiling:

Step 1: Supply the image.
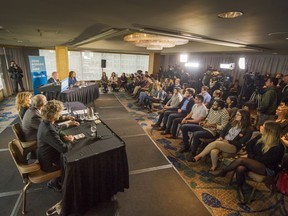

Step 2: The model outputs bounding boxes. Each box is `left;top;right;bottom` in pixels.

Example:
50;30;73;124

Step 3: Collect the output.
1;0;288;54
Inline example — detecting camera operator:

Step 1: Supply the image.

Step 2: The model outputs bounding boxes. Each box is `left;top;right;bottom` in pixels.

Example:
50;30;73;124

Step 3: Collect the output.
8;60;25;95
256;77;278;129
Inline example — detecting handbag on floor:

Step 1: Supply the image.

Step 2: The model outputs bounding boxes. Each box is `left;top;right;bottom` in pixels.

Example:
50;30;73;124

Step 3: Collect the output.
276;171;288;195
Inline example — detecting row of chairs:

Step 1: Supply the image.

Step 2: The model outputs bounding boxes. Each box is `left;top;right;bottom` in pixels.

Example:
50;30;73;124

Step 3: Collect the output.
9;123;61;214
173;127;287;213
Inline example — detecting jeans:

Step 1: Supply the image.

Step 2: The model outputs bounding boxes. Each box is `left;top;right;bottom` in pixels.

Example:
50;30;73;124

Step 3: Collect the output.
156;109;177;127
181;124;214;155
165;113;186;135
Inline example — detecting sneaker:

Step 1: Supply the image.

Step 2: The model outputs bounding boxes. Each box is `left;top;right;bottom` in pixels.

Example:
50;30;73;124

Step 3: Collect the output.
178;147;190;153
151;123;160;127
156;127;166;131
166;135;177;139
46;200;62;216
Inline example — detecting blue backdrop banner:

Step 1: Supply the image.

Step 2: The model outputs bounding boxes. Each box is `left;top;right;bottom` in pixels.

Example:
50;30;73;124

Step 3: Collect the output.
28;56;47;94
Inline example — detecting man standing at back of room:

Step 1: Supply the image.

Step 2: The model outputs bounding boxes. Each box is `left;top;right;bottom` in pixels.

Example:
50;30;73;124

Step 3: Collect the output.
257;77;278;128
8;60;25;95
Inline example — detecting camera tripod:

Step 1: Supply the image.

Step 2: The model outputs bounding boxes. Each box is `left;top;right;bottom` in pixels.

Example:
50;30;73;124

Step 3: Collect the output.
249;89;262;108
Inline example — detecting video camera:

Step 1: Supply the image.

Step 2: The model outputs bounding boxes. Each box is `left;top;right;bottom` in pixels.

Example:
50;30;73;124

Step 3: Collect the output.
243;72;266;89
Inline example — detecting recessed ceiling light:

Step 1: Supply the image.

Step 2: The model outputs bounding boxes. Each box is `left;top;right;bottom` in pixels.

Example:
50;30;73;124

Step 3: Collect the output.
218;11;243;19
17;40;23;43
0;26;3;30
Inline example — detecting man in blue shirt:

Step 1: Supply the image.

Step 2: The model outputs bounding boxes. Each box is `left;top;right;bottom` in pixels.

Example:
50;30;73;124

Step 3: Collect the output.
161;88;195;134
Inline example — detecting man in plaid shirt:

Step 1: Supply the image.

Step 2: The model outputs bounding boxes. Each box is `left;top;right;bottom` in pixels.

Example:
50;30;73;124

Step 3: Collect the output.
179;99;229;158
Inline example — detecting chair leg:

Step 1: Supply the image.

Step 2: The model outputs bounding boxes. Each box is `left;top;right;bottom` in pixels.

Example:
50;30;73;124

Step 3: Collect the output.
22;181;32;214
247;185;257;204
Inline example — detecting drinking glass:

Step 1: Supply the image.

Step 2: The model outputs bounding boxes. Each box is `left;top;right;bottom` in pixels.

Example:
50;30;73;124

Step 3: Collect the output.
79;113;85;122
91;125;97;137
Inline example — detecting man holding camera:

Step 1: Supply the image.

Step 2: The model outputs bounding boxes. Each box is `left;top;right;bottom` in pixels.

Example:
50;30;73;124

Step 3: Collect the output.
8;60;25;94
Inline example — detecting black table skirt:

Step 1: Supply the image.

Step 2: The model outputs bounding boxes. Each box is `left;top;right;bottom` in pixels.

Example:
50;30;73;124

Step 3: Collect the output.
61;121;129;216
62;147;129;215
60;83;99;104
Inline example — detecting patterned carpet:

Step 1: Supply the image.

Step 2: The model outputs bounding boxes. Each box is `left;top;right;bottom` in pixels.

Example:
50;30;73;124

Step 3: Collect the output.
115;92;288;216
0;97;17;134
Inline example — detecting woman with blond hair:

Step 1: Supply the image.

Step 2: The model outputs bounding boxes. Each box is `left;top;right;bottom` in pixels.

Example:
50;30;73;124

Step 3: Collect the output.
16;91;32;119
212;121;285;203
275;102;288;135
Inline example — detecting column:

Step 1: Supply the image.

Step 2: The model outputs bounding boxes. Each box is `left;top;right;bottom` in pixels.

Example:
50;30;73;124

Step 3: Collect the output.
55;46;69;80
148;52;161;77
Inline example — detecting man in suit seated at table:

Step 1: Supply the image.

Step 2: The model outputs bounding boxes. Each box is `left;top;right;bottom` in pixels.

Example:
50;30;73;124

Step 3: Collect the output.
22;94;47;141
48;72;60;84
46;72;60;100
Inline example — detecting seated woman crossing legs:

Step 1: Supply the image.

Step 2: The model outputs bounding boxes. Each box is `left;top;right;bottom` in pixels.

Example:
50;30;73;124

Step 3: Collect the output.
211;121;285;204
193;110;253;171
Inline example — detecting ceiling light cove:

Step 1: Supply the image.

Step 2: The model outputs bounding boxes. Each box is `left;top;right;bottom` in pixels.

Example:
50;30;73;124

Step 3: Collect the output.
123;33;189;50
218;11;243;19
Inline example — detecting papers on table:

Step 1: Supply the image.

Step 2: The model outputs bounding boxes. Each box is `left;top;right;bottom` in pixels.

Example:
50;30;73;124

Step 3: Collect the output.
57;120;72;126
73;110;86;115
61;110;70;115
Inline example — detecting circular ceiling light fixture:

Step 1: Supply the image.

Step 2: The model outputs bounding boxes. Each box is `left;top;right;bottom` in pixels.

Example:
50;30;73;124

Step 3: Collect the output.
218;11;243;19
124;33;189;50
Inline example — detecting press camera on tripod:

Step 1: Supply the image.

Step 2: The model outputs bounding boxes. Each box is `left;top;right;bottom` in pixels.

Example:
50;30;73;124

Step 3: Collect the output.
245;72;266;107
210;71;232;96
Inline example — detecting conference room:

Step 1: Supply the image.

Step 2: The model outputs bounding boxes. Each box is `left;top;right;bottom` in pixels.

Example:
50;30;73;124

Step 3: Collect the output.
1;1;288;216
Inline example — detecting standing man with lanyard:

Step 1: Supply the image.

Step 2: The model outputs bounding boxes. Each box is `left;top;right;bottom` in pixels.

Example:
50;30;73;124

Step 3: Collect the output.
8;60;25;95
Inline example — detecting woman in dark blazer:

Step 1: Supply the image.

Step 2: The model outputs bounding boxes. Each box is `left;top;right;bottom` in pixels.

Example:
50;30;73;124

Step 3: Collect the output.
37;100;76;191
193;109;253;171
